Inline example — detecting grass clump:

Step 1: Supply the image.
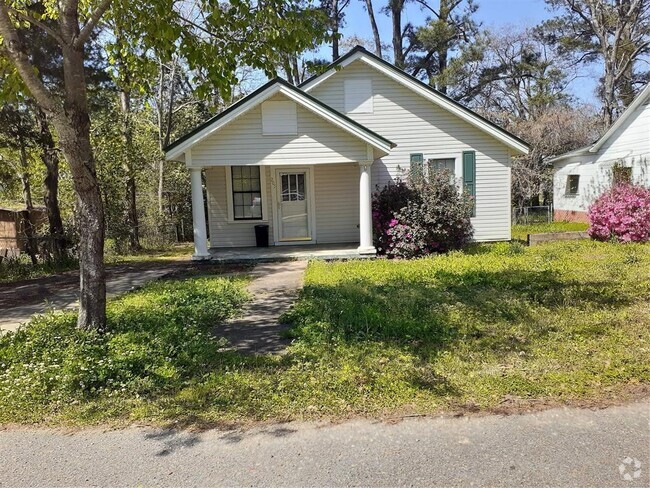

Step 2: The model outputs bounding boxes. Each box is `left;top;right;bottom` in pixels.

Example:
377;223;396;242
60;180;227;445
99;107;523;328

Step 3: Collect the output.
0;276;248;424
512;221;589;241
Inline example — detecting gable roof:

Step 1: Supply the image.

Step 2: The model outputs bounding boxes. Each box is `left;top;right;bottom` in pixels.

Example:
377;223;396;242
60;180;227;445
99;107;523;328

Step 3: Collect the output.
300;46;530;155
549;83;650;164
589;83;650;153
165;77;395;161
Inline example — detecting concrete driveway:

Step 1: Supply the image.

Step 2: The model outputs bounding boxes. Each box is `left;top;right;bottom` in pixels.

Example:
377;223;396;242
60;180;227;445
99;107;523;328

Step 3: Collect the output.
0;401;648;487
0;264;181;333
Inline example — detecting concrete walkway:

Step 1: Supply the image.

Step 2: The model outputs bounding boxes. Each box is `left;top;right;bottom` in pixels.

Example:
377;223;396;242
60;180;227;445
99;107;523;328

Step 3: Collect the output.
213;260;308;354
0;266;177;333
1;401;648;487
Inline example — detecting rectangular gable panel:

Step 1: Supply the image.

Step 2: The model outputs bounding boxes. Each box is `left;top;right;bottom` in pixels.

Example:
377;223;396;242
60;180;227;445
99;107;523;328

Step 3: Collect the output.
344;79;373;114
262;101;298;135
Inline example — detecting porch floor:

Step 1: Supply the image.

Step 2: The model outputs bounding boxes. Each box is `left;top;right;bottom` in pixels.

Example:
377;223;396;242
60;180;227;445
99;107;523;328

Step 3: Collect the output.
207;243;374;263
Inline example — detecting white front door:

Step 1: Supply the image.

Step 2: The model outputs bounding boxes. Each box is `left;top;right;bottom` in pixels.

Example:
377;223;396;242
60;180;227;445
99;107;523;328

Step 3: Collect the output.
276;170;312;241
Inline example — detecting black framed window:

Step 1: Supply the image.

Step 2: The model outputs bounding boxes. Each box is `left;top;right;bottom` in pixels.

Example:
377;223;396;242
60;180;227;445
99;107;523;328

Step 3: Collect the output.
566;175;580;195
231;166;262;220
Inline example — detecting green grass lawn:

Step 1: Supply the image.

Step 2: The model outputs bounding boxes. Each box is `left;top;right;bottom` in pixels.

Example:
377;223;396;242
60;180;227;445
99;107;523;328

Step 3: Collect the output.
0;240;648;426
511;222;589;241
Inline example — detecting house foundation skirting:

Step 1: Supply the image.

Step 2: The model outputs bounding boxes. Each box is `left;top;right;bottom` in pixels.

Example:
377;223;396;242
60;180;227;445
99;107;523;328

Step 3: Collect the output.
554;209;589;223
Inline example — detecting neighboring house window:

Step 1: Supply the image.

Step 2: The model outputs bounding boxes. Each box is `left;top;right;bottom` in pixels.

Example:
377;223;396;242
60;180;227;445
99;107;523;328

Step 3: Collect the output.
410;153;424;180
462;151;476;216
612;164;632;185
344;79;373;113
261;101;297;135
566;175;580;195
231;166;263;220
428;158;455;177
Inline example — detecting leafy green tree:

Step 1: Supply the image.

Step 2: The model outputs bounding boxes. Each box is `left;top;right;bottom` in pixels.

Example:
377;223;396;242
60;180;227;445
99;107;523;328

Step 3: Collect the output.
411;0;480;95
0;0;328;332
540;0;650;125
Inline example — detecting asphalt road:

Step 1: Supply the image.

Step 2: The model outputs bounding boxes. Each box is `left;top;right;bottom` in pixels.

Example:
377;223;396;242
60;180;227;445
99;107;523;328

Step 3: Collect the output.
1;401;648;487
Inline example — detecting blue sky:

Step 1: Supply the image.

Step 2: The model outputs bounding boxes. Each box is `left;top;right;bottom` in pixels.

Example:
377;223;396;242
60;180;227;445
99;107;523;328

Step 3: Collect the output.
321;0;600;104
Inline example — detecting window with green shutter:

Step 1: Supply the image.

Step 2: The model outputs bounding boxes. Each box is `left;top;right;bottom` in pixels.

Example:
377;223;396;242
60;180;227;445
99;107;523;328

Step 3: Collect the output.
462;151;476;216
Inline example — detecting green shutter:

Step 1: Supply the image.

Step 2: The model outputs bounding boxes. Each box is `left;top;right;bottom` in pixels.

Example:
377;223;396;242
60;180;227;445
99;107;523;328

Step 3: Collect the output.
462;151;476;216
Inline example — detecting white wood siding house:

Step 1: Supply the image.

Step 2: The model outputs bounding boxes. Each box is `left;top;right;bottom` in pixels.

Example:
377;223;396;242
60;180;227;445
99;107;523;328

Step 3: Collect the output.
550;84;650;222
165;47;529;258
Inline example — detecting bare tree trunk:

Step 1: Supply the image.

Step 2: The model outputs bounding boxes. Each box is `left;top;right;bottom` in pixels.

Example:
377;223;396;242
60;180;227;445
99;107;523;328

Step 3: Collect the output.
113;25;140;252
156;62;166;216
390;0;405;68
157;58;177;216
57;15;106;332
18;136;33;210
602;60;617;126
283;57;295;84
118;84;140;251
18;135;38;264
291;56;301;83
332;0;340;60
363;0;382;57
36;108;66;262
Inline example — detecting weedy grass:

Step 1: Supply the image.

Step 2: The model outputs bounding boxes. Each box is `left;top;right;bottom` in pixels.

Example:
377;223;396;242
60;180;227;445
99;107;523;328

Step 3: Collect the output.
0;243;193;284
512;222;589;241
0;254;79;283
0;239;648;426
0;275;249;424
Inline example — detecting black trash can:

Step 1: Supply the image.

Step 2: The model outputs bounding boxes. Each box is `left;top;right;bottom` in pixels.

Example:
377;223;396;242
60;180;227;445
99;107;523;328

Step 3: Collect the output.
254;224;269;247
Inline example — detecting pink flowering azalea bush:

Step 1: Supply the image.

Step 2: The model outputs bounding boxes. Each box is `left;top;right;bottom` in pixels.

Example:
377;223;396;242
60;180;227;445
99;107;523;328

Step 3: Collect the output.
588;184;650;243
372;170;474;258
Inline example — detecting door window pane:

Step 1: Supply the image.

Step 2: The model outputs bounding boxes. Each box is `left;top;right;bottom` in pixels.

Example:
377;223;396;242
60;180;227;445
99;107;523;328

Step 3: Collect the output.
281;173;306;202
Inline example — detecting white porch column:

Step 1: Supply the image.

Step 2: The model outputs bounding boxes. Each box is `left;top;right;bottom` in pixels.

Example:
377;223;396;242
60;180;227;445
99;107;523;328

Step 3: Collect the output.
358;161;376;255
190;163;210;260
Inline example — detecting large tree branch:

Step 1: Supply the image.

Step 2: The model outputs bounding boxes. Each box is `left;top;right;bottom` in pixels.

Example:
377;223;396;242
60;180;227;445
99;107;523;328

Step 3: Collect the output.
412;0;440;18
614;40;650;83
3;4;66;45
0;3;60;115
74;0;113;48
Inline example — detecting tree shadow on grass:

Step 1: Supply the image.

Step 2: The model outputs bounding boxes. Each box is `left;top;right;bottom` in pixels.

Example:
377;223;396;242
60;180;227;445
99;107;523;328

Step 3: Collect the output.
290;266;634;360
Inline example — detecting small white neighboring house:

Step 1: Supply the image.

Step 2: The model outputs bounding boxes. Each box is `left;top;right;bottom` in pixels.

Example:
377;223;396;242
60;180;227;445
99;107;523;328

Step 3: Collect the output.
165;46;529;258
549;84;650;222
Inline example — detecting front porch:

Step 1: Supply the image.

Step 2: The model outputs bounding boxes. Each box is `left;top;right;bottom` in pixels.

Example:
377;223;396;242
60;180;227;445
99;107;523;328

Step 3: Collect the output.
207;243;373;263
